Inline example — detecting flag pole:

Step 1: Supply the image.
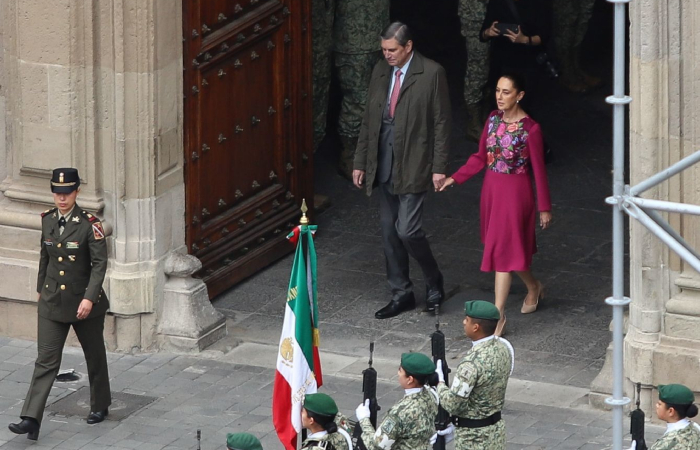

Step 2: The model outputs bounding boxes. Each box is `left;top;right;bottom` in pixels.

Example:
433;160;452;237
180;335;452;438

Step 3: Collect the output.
299;198;309;450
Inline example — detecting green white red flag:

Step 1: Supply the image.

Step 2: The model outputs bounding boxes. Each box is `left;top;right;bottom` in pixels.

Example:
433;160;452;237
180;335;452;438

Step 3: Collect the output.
273;224;323;450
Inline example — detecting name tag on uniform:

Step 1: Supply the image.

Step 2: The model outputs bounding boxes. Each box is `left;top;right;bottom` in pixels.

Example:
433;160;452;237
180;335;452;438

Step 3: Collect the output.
66;242;79;249
44;239;53;246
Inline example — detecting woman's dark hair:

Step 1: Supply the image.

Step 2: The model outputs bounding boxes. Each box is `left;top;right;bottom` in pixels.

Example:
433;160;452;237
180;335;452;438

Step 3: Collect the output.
403;369;439;388
665;402;699;419
381;22;412;46
499;72;527;93
306;410;338;433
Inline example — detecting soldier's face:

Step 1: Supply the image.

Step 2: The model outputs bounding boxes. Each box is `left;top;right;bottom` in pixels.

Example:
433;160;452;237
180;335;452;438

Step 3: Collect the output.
381;38;413;67
463;316;478;339
301;407;313;429
655;400;675;422
397;367;413;389
53;188;79;215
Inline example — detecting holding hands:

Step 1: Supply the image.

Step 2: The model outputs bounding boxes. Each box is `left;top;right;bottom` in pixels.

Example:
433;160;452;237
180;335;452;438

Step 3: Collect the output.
437;177;455;192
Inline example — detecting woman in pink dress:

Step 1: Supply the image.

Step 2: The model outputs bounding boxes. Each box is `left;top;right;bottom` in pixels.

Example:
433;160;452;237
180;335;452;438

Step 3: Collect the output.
440;74;552;336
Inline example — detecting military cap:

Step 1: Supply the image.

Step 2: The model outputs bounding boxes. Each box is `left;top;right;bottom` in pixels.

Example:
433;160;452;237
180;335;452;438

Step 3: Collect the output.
303;393;338;417
50;168;81;193
226;432;263;450
659;384;695;405
464;300;501;321
400;352;436;375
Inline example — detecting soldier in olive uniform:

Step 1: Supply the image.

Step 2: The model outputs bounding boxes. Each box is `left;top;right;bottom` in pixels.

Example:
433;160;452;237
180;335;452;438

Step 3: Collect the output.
226;432;264;450
552;0;601;92
459;0;491;142
9;168;111;441
312;0;390;178
355;352;439;450
301;393;352;450
630;384;700;450
435;300;514;450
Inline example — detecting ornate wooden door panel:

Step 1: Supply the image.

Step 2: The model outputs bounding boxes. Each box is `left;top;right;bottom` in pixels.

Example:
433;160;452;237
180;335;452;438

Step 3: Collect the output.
183;0;313;297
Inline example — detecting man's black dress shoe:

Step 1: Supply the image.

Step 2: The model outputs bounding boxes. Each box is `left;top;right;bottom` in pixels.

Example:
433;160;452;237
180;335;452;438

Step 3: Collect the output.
425;274;445;313
375;293;416;319
8;418;40;440
87;409;108;424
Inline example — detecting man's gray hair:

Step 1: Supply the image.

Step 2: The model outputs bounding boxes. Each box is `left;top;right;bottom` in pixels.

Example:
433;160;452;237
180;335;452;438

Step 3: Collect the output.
381;22;413;46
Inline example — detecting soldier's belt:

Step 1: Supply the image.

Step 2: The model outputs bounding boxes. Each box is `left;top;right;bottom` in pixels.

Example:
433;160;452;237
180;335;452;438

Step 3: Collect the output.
451;412;501;428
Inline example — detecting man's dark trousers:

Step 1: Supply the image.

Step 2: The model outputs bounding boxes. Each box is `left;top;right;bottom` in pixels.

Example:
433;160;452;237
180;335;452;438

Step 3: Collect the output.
377;102;441;297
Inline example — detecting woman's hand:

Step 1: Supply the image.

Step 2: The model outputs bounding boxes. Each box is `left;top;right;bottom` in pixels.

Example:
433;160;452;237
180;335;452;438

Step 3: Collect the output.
540;211;552;229
484;21;500;39
438;177;455;191
77;299;93;320
505;26;528;44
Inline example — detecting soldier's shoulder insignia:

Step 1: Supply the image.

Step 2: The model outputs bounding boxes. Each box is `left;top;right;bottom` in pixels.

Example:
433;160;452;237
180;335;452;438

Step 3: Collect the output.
92;221;105;240
41;208;56;218
380;417;396;434
82;211;99;223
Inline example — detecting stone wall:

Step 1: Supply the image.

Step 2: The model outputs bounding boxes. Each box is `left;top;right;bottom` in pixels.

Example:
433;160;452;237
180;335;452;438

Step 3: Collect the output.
625;0;700;415
0;0;224;352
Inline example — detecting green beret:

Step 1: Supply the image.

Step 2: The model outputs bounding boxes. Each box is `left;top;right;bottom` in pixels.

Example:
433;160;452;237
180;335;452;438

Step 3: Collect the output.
304;393;339;417
400;352;436;376
464;300;500;321
227;433;262;450
659;384;695;405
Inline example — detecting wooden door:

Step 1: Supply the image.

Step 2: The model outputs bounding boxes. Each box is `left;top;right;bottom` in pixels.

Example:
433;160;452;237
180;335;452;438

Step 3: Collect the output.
183;0;313;298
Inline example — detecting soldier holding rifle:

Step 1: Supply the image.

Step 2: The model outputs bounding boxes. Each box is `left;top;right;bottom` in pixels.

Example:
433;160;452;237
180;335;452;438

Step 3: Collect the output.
355;352;438;450
435;301;514;450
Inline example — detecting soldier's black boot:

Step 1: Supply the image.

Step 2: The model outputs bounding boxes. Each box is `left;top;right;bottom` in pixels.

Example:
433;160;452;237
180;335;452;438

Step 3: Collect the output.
9;418;40;440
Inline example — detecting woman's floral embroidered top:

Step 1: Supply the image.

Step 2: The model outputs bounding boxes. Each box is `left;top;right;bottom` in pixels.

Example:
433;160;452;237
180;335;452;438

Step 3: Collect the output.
485;113;531;174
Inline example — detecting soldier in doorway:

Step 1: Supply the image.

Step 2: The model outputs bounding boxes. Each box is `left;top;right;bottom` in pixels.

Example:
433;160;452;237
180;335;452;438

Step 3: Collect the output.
459;0;491;142
552;0;602;93
435;300;514;450
312;0;390;178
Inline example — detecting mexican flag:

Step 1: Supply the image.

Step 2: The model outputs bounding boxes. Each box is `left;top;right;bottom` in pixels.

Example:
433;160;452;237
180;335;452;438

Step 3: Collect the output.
273;225;323;450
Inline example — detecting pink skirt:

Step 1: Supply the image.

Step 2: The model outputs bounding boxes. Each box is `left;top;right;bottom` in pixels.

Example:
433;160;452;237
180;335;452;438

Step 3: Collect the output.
480;170;537;272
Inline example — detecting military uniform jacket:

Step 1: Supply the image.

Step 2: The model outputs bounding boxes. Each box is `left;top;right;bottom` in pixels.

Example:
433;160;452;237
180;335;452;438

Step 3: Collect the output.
360;387;439;450
650;421;700;450
437;337;512;450
37;205;109;323
301;431;349;450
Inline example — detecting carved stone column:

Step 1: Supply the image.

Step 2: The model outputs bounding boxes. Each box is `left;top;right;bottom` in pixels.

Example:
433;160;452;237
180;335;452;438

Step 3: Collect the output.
590;0;700;416
0;0;226;351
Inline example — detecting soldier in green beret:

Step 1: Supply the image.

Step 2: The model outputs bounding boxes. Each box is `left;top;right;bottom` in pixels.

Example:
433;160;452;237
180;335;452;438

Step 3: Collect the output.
301;393;352;450
628;384;700;450
435;300;514;450
226;432;263;450
9;168;111;441
355;352;439;450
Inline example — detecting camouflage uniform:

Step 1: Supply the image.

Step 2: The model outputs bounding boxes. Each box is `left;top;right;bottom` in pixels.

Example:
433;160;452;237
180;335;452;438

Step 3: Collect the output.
301;431;350;450
551;0;597;89
458;0;490;141
437;337;513;450
312;0;336;150
650;422;700;450
359;387;439;450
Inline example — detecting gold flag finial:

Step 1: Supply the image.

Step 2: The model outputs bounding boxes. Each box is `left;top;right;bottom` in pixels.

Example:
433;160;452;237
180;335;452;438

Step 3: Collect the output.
299;198;309;225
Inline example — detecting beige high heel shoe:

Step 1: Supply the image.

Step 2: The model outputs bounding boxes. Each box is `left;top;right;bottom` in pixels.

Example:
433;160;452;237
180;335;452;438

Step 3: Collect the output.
495;313;507;337
521;282;544;314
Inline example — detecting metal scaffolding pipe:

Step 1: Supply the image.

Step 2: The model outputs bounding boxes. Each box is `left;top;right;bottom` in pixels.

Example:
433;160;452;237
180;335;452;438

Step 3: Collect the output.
629;149;700;196
642;208;700;261
606;0;631;448
629;197;700;216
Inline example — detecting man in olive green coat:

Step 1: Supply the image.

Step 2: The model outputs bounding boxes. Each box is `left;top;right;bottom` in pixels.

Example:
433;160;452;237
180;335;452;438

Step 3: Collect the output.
9;168;111;441
353;22;451;319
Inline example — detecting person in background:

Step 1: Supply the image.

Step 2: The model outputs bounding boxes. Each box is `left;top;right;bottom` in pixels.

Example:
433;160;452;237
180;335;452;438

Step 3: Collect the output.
439;74;551;336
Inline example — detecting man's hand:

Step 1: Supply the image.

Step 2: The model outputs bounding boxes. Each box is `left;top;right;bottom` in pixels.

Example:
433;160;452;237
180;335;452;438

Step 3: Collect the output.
435;359;445;383
353;170;366;189
438;177;455;192
355;399;371;421
432;174;446;191
77;299;93;320
484;21;500;39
